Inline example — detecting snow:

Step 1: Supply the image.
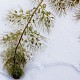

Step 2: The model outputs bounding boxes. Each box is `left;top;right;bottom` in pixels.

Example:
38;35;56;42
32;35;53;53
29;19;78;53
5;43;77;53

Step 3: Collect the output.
24;65;80;80
0;0;80;80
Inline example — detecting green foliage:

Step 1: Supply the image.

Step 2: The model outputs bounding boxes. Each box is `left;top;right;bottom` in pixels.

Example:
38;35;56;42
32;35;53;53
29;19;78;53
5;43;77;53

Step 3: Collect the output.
6;4;54;33
23;26;46;51
68;0;80;7
1;0;54;79
35;4;54;32
6;9;30;26
1;0;80;79
2;44;30;79
2;30;22;45
49;0;80;15
10;65;23;79
50;0;67;15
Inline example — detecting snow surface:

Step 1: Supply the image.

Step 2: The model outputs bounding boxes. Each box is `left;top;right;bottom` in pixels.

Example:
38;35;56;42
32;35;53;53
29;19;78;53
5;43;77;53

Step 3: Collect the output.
0;0;80;80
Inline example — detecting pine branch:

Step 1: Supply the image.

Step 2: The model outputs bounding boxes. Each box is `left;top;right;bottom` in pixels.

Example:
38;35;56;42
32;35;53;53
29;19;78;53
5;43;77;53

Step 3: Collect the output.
15;0;44;53
2;0;80;79
14;0;44;67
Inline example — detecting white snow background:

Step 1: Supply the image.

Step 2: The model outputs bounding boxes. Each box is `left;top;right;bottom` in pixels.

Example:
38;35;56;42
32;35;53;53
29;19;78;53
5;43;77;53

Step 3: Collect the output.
0;0;80;80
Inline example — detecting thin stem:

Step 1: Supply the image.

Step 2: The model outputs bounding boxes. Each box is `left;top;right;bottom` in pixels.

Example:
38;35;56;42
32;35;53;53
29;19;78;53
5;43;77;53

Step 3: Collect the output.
14;0;44;64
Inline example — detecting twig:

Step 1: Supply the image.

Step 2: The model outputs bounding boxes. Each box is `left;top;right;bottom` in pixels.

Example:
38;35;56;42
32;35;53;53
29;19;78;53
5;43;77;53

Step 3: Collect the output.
14;0;44;65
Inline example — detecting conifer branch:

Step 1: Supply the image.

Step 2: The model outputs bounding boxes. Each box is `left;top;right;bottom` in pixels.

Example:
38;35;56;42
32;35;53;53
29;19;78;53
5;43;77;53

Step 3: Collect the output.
14;0;44;62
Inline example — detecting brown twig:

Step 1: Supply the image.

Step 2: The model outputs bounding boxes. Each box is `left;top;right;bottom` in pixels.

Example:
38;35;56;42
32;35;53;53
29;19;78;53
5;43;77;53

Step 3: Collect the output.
14;0;44;64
